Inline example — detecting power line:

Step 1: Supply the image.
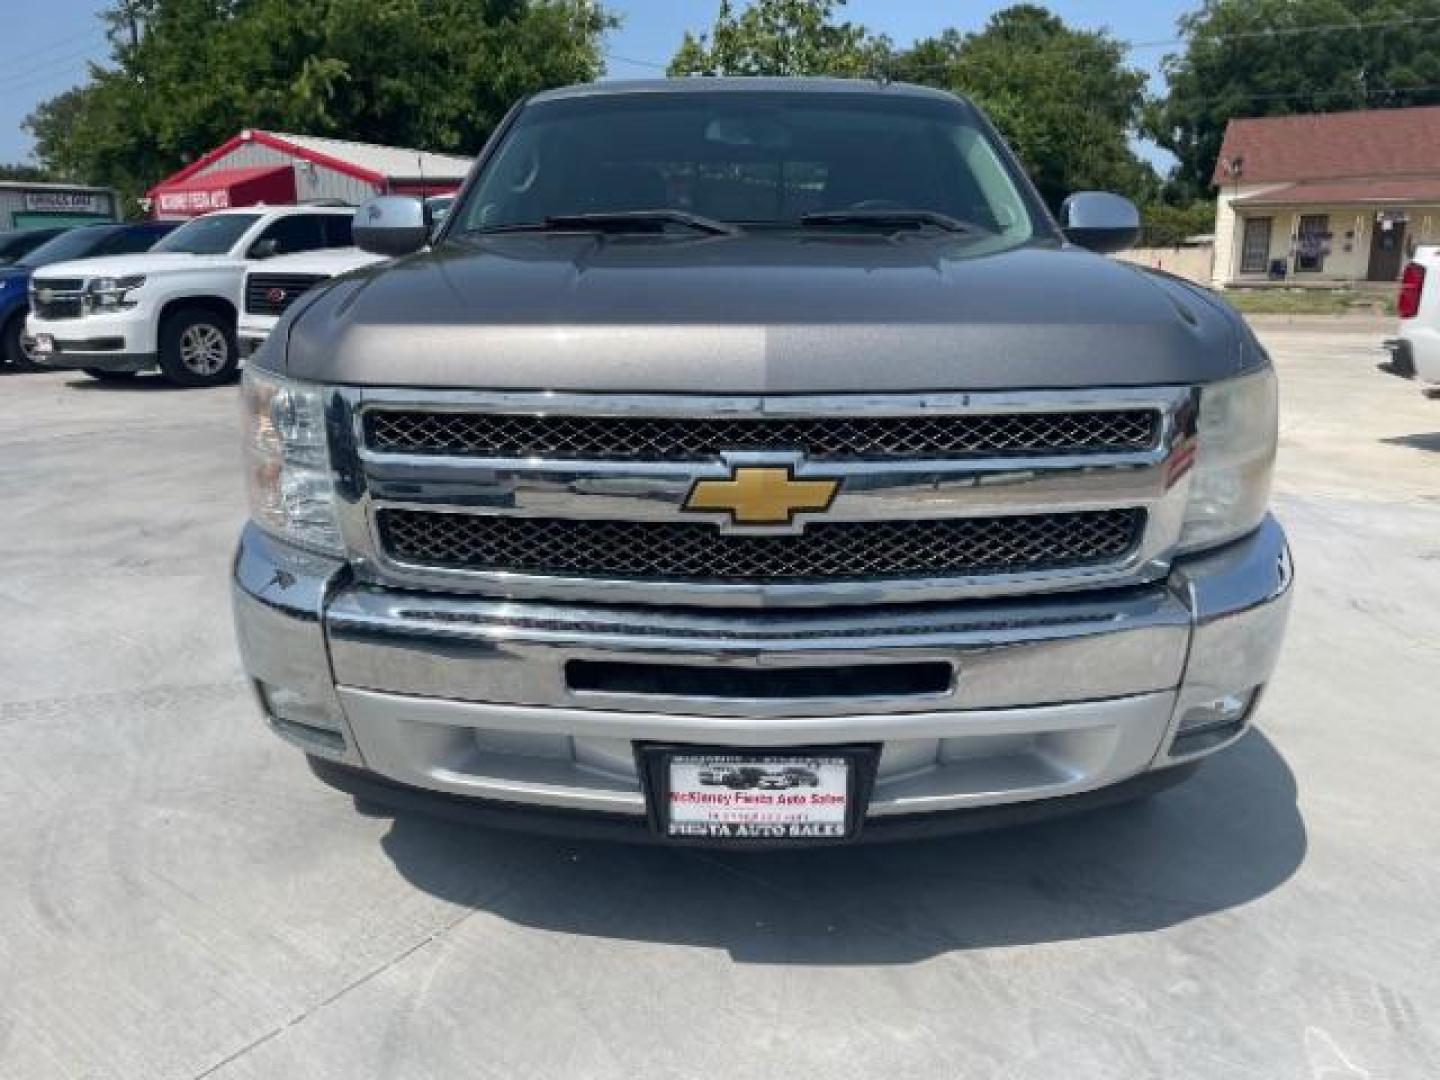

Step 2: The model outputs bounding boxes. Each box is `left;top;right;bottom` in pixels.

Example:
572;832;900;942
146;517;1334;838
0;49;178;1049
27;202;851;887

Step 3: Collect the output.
0;45;108;94
0;29;108;73
1124;11;1440;52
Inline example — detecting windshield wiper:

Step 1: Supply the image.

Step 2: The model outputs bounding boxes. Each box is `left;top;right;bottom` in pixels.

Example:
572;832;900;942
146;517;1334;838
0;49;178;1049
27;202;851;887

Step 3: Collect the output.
800;209;972;234
475;210;739;237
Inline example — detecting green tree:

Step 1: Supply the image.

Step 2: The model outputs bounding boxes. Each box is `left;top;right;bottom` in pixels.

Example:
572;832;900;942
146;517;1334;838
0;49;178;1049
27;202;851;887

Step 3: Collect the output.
892;6;1156;210
1138;198;1217;247
668;0;890;77
26;0;615;211
1145;0;1440;197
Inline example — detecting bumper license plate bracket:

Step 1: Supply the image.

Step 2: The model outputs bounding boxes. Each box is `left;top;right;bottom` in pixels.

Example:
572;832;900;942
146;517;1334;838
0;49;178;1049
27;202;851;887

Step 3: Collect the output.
638;743;880;846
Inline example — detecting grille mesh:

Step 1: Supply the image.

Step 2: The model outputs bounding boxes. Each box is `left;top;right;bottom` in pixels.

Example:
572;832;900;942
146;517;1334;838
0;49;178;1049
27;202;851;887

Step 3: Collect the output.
365;409;1159;461
378;509;1144;582
245;273;328;316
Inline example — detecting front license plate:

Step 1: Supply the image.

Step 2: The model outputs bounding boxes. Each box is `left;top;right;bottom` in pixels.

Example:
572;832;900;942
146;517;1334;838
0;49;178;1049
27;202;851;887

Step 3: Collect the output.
31;334;54;356
657;751;861;842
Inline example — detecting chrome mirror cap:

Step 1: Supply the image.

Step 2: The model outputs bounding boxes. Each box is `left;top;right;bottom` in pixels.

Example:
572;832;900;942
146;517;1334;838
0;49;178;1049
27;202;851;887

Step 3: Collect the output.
354;196;429;257
1061;192;1141;254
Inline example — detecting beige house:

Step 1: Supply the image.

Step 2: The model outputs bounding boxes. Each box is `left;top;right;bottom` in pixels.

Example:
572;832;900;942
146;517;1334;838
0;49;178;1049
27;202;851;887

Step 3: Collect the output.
1211;106;1440;289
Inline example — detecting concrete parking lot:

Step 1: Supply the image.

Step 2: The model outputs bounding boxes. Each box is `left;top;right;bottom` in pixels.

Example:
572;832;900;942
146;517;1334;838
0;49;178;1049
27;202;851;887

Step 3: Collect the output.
1;325;1438;1080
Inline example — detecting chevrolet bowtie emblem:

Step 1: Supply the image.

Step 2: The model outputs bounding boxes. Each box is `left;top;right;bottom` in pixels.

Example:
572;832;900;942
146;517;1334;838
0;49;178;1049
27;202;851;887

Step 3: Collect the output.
685;466;840;526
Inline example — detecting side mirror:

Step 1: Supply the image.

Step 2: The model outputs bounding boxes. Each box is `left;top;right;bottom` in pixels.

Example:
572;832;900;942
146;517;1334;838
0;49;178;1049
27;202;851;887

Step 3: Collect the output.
354;196;428;257
1060;192;1140;254
249;238;279;260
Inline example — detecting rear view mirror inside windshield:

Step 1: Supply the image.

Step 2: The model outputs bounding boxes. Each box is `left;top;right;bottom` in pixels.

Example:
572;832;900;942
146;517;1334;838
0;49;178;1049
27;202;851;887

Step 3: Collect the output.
704;112;793;149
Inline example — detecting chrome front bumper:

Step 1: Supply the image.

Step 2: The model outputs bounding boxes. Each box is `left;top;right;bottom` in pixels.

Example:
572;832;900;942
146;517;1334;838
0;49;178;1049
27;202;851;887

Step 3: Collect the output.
232;515;1292;831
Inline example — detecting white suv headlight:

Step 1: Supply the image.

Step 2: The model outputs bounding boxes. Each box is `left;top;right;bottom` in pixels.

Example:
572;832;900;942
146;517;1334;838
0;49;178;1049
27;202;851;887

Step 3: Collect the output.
1178;368;1278;554
88;274;146;309
242;367;343;555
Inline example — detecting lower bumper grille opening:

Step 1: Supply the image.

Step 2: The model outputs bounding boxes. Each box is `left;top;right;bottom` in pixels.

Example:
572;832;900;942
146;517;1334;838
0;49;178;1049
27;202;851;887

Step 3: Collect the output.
376;508;1145;582
566;660;954;700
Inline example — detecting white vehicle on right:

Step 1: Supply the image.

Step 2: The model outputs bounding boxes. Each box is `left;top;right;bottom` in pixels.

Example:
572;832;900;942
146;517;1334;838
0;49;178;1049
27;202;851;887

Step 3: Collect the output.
1387;246;1440;393
239;247;388;358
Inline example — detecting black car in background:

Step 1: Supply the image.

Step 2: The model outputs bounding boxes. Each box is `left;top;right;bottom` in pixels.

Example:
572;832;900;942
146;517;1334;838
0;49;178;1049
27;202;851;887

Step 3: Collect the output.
1;220;180;368
0;227;69;268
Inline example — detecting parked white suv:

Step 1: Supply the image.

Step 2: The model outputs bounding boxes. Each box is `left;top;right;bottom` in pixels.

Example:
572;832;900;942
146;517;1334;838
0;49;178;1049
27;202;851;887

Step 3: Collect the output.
238;247;387;359
27;205;355;386
1386;246;1440;394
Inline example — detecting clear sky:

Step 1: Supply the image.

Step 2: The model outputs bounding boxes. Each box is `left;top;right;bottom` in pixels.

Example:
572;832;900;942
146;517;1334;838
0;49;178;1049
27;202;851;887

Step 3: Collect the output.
0;0;1196;168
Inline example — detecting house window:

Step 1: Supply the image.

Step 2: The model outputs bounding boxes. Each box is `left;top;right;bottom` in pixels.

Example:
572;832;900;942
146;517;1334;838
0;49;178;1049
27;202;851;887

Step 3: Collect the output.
1240;217;1272;274
1295;214;1331;272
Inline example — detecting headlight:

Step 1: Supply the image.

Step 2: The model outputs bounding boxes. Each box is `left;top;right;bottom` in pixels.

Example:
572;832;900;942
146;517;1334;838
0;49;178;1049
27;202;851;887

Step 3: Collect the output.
242;367;343;555
88;274;146;309
1178;368;1278;554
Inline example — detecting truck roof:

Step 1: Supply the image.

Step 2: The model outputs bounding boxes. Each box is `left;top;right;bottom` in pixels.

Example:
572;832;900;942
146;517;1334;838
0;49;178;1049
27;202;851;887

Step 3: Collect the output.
530;77;965;106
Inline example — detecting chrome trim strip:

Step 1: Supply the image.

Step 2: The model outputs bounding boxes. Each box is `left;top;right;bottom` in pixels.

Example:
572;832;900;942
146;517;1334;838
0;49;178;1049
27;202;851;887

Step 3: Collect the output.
329;386;1198;607
325;581;1191;717
354;386;1186;419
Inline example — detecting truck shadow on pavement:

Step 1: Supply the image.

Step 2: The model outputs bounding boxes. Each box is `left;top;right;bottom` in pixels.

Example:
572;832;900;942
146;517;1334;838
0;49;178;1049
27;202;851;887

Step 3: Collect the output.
1381;432;1440;453
367;731;1304;964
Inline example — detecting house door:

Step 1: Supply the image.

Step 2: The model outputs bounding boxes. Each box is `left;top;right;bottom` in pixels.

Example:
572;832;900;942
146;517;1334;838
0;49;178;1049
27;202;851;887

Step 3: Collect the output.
1367;217;1407;281
1240;217;1272;274
1294;214;1331;273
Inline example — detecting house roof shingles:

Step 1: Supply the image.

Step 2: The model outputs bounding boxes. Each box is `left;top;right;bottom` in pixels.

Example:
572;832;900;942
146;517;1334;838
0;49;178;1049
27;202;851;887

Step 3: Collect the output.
1212;106;1440;187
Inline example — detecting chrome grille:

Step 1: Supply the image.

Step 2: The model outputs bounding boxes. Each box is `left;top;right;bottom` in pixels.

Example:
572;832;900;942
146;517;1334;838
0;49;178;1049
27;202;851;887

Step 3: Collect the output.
30;278;86;320
31;297;83;320
364;409;1160;461
377;509;1145;582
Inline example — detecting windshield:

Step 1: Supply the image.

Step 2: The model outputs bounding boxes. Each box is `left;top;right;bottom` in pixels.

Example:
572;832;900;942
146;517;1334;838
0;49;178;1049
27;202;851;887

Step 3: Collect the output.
453;91;1042;243
151;213;261;255
15;226;118;268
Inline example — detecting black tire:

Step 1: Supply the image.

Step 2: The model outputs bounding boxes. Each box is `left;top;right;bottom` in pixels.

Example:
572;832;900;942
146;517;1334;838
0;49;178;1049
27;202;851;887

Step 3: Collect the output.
82;368;138;382
2;312;38;372
157;306;238;387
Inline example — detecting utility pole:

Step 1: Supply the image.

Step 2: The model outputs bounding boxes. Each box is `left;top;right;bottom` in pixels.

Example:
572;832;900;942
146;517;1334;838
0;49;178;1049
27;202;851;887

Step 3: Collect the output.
115;0;144;48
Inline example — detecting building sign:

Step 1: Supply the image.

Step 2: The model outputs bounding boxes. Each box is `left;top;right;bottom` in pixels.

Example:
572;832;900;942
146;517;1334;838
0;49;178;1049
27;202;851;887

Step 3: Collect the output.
156;189;232;215
24;191;105;214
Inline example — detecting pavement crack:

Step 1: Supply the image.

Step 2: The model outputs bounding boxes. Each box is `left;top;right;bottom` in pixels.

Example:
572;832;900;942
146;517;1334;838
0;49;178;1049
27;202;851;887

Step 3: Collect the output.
189;906;482;1079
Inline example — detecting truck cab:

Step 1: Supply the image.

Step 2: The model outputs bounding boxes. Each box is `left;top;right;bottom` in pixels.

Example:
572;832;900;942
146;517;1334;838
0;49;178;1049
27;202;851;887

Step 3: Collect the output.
27;205;354;385
1387;246;1440;392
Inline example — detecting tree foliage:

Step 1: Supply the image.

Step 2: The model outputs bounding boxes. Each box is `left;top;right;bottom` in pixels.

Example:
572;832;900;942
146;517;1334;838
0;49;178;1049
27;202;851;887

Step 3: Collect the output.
27;0;615;211
1145;0;1440;197
668;0;890;78
1138;198;1216;247
892;6;1156;210
670;3;1157;211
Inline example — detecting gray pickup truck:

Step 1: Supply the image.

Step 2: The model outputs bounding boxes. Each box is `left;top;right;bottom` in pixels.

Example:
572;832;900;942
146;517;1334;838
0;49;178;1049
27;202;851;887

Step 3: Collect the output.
232;78;1291;845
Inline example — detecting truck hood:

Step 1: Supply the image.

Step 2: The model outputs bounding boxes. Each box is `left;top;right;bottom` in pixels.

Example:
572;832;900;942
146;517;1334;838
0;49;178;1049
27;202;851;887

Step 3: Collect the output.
281;233;1256;392
31;252;241;281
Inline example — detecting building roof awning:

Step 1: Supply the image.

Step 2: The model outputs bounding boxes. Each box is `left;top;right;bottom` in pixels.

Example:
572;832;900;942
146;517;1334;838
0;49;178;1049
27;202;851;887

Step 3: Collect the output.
1233;177;1440;207
151;164;296;217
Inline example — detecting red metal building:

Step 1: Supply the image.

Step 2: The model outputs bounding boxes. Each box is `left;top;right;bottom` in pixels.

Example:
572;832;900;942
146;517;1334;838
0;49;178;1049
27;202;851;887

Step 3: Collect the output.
146;129;472;218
